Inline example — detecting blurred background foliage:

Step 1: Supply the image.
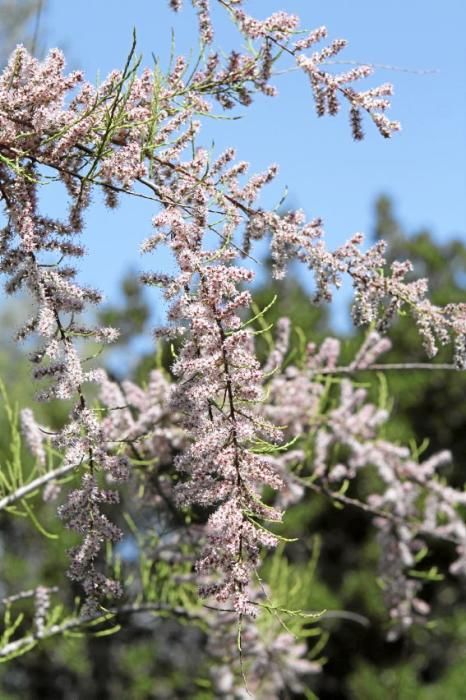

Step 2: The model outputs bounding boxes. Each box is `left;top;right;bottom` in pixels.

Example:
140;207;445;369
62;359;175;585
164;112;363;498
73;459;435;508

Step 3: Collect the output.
1;4;466;696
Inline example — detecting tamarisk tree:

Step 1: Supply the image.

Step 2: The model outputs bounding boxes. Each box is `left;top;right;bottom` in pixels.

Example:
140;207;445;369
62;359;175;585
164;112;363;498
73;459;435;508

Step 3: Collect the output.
0;1;465;696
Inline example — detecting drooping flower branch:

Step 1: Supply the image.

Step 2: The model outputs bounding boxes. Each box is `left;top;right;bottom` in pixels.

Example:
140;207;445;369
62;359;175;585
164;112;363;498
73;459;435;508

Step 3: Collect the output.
170;0;401;138
141;204;284;613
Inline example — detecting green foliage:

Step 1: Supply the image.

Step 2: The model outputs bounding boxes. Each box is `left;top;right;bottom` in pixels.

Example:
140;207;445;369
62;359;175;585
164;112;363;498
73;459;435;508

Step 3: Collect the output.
259;540;327;637
0;380;62;539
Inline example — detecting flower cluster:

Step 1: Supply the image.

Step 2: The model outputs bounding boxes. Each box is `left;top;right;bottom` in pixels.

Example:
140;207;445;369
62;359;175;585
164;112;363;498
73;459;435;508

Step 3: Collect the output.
57;474;123;617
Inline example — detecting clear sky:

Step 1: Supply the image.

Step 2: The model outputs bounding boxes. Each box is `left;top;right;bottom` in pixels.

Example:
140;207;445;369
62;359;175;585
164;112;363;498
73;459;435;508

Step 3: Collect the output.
27;1;466;311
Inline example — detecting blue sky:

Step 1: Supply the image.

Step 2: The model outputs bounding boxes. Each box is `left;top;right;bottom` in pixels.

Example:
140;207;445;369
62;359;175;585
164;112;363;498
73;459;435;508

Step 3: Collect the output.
29;1;466;318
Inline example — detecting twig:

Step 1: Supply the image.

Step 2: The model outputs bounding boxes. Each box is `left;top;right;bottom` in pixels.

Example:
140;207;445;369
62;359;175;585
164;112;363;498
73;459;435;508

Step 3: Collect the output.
0;462;78;512
300;477;461;547
311;362;459;375
30;0;45;57
0;602;198;659
2;587;58;607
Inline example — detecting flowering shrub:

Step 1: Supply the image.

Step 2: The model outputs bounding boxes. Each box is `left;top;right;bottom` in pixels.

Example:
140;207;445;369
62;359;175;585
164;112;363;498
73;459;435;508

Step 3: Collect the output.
0;1;465;695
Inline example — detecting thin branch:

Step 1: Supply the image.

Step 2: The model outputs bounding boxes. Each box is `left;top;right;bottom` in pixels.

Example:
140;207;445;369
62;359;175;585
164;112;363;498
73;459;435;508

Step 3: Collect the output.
325;59;440;76
2;587;58;607
300;477;461;547
319;609;370;627
312;362;459;375
0;462;77;512
30;0;45;57
0;602;199;659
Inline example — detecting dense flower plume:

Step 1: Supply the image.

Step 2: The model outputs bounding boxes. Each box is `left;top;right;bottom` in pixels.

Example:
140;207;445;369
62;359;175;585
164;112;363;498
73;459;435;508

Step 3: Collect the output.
0;0;466;692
